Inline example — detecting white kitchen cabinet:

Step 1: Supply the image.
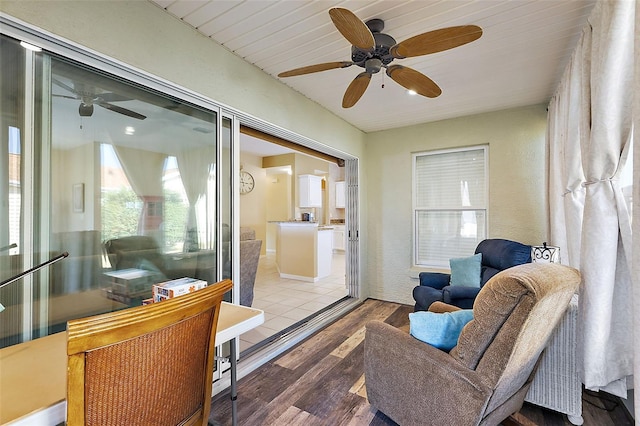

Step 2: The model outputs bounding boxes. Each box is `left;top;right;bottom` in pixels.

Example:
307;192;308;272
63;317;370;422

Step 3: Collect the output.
299;174;322;208
333;225;346;252
335;181;345;208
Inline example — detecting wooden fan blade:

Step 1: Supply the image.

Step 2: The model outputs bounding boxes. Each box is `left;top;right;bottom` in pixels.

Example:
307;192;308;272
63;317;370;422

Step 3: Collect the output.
342;72;371;108
390;25;483;58
97;101;147;120
278;62;352;77
386;65;442;98
329;8;375;51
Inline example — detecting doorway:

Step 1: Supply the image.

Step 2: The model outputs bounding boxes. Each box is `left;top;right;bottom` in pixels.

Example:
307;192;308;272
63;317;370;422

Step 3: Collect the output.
237;130;351;353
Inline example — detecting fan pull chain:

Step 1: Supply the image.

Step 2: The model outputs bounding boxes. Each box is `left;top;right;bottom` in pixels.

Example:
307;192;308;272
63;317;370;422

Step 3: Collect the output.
381;71;385;89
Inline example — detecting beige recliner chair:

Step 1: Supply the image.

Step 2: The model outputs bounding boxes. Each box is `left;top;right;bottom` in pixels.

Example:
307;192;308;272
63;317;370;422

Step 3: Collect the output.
364;262;581;426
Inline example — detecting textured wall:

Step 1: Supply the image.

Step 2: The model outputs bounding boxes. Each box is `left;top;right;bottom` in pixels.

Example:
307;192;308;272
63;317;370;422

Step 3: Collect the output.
364;105;548;304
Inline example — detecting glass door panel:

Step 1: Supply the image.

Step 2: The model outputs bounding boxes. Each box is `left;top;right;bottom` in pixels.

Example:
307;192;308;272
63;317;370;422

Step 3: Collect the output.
0;34;230;347
0;35;26;347
47;57;219;320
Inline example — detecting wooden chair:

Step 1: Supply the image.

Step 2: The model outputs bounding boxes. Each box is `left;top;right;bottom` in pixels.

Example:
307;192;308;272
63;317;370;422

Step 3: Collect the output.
66;279;233;426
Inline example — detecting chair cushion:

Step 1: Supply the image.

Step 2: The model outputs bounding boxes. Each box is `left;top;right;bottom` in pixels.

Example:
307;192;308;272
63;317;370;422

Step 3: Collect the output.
409;309;474;351
449;253;482;287
475;239;531;271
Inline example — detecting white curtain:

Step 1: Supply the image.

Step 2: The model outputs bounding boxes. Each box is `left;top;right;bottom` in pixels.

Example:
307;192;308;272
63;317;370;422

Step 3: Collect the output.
548;0;635;398
113;145;166;236
548;36;588;267
113;145;165;199
176;146;214;252
633;0;640;417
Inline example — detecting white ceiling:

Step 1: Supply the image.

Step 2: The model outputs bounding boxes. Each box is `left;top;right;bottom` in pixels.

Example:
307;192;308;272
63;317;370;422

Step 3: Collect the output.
149;0;596;133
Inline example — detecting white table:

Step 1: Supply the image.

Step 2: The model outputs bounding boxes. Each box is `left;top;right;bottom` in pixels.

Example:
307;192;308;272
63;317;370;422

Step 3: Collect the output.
214;303;265;426
0;302;264;425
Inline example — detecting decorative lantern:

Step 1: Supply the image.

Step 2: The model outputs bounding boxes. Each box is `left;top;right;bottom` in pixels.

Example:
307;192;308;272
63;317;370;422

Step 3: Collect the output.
531;242;560;263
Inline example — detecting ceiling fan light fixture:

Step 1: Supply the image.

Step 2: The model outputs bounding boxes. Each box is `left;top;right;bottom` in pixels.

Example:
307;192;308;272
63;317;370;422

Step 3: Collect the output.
407;89;417;95
78;103;94;117
365;58;382;74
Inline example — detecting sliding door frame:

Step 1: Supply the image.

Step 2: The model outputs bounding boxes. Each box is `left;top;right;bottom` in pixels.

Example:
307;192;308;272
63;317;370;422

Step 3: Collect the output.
237;115;361;300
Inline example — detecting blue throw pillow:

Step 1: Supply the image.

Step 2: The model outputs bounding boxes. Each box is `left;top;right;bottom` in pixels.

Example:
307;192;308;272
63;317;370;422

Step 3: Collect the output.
449;253;482;287
409;309;474;351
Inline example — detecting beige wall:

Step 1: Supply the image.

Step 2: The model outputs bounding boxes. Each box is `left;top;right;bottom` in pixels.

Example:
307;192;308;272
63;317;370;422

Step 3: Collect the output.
364;105;547;304
52;143;98;233
239;153;267;254
265;172;292;252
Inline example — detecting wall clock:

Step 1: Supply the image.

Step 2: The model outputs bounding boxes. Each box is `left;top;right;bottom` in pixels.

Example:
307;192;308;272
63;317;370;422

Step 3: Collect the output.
240;170;255;194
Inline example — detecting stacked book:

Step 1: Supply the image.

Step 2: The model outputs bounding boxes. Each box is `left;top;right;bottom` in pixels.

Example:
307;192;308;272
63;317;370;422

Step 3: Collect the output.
103;268;163;305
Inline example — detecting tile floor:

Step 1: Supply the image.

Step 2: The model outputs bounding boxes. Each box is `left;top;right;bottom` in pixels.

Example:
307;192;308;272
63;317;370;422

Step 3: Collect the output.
239;251;348;352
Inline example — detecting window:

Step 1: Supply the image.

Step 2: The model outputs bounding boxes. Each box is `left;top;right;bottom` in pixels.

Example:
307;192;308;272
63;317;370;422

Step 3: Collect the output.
413;146;488;268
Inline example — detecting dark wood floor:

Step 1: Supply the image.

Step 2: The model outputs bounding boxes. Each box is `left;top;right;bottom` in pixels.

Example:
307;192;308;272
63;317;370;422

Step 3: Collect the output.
209;299;633;426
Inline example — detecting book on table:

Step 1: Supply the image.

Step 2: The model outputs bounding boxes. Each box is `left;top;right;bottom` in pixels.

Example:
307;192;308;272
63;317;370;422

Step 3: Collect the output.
152;277;208;302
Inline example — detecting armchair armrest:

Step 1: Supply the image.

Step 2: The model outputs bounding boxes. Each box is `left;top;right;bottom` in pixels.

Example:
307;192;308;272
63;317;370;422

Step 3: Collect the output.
443;285;481;308
364;320;491;425
428;301;462;313
418;272;451;290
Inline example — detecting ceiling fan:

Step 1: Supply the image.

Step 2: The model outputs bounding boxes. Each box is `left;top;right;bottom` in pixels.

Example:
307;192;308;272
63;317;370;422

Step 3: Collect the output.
52;77;146;120
278;8;482;108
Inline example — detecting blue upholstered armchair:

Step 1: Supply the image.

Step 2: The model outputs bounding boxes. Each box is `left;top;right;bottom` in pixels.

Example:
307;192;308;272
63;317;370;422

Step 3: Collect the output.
412;239;532;311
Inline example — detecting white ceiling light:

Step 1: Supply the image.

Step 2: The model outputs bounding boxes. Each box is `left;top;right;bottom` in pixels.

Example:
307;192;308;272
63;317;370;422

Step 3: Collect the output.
407;90;417;96
125;126;135;135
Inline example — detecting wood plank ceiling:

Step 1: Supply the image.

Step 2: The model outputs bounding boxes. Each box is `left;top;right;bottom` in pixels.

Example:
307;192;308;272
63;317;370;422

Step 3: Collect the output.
150;0;597;133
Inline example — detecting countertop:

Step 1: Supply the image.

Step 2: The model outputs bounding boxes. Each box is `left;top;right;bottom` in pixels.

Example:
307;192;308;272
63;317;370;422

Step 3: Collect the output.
269;220;317;224
269;221;334;230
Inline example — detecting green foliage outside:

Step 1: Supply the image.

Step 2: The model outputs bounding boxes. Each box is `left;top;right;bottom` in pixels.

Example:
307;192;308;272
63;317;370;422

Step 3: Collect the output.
101;188;188;250
163;191;189;249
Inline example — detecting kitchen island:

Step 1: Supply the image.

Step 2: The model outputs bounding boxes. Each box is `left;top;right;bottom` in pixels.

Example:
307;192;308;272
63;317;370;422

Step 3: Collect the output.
273;221;333;282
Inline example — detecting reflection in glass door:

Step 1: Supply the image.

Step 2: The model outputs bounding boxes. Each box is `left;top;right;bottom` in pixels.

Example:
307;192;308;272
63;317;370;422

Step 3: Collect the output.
0;32;233;348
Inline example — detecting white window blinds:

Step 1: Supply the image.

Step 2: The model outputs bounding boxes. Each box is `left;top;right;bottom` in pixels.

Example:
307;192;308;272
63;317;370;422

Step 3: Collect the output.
413;146;487;268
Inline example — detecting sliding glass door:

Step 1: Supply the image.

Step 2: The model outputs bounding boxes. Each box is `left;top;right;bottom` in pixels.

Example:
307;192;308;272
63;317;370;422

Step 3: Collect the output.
0;33;233;348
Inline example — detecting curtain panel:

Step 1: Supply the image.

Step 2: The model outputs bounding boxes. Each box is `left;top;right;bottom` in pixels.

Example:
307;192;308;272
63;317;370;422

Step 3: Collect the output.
177;146;214;252
633;0;640;415
548;0;635;398
113;145;166;237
